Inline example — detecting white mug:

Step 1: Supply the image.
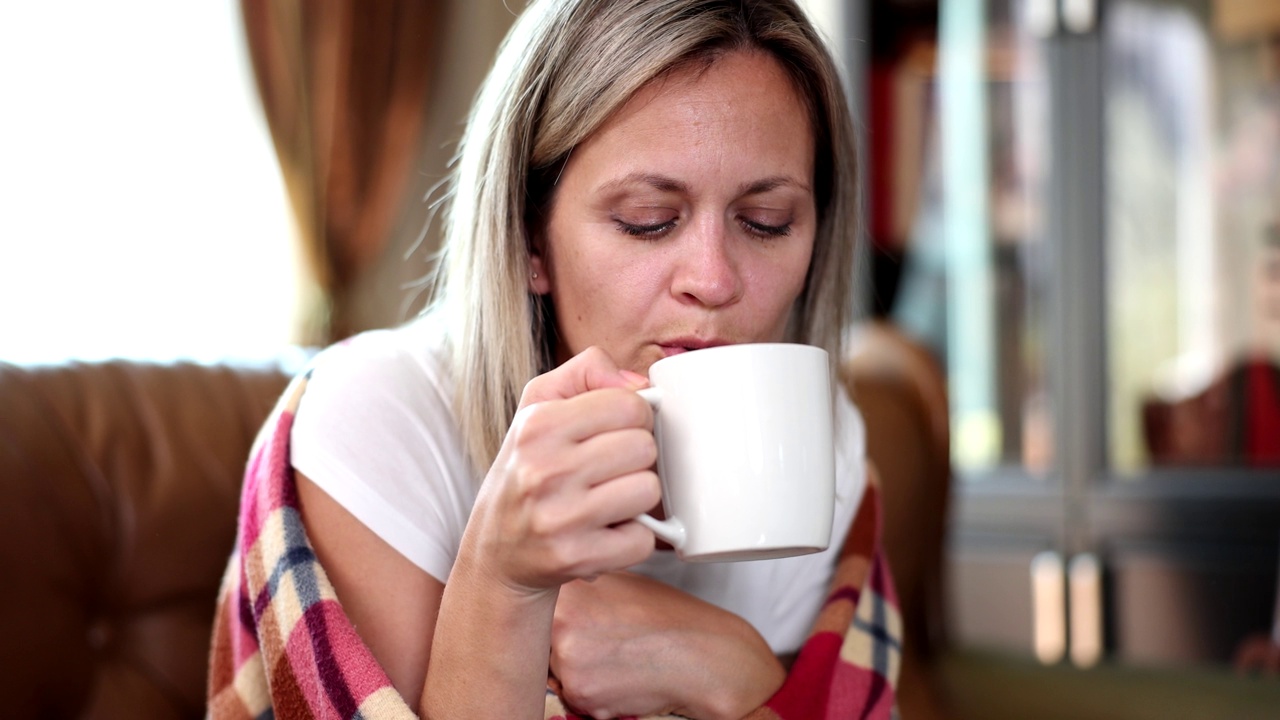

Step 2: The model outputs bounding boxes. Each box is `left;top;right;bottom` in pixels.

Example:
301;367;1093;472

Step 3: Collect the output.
633;343;836;562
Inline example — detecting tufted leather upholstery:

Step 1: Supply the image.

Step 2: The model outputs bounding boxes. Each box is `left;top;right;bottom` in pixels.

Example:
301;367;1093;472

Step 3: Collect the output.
0;360;292;719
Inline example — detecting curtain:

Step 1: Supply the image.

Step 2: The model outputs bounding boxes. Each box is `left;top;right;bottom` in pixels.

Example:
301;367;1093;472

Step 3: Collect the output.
240;0;441;344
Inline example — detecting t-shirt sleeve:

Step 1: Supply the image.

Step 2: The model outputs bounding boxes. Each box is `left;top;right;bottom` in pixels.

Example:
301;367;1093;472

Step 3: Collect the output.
289;328;478;584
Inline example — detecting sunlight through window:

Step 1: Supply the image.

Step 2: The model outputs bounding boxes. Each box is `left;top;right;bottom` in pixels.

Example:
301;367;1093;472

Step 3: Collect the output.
0;2;298;364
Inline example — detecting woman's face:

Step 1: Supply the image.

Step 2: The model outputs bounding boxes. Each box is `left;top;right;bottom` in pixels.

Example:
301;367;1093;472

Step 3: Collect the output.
531;50;817;376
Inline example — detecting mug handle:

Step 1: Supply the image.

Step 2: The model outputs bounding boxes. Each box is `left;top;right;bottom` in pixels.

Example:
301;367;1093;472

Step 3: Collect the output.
632;387;686;550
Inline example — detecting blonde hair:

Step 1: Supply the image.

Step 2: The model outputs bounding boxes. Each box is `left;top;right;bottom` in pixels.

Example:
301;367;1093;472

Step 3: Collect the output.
430;0;859;473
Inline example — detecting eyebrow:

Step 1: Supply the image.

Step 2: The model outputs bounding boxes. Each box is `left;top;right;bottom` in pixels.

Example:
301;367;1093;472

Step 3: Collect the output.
596;172;812;197
739;175;812;195
596;173;687;195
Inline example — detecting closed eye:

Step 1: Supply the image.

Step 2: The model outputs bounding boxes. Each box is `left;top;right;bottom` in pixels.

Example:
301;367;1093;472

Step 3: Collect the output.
739;218;792;238
616;219;677;238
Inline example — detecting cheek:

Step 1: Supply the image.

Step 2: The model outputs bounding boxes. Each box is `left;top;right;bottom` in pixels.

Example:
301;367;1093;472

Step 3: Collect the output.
739;246;813;338
549;245;655;341
556;249;630;306
766;243;815;306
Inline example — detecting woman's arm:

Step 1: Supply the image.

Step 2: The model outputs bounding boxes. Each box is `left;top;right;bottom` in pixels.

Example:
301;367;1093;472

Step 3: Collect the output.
425;348;660;719
295;471;445;704
300;347;659;719
300;468;561;719
551;572;786;720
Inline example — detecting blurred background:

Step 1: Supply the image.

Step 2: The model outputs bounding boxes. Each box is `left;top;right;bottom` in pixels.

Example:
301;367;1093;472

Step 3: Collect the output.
2;0;1279;718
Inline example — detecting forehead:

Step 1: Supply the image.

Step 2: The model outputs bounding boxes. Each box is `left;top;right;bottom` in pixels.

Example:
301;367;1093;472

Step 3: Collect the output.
613;50;809;130
569;50;815;177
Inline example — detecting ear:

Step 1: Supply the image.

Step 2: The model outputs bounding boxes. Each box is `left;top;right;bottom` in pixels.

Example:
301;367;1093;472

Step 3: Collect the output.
529;251;552;294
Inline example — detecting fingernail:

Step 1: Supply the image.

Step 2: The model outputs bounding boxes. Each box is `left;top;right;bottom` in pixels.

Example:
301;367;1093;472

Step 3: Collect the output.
619;370;649;388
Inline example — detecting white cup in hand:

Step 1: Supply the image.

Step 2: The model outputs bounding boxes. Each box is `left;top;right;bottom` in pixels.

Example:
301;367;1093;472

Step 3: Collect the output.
634;343;836;562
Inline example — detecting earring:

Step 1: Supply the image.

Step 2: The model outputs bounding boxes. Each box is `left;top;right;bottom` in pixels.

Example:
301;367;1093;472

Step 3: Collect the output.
532;271;539;280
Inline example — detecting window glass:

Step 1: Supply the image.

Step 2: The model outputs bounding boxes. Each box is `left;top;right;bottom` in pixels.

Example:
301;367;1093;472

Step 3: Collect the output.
1106;0;1280;472
898;0;1055;475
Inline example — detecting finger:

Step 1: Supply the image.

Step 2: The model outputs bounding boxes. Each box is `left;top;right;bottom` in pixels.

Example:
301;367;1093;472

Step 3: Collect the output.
515;420;656;496
507;390;653;467
521;346;648;406
574;427;658;487
517;454;659;539
558;388;654;441
532;466;660;534
573;520;656;577
579;469;662;527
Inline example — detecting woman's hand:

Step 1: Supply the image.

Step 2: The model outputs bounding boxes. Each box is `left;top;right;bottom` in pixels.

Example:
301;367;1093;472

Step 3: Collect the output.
467;346;662;595
427;347;662;720
550;572;786;720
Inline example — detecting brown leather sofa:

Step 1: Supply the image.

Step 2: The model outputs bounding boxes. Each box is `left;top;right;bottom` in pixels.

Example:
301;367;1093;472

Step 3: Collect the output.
0;359;292;719
0;335;952;719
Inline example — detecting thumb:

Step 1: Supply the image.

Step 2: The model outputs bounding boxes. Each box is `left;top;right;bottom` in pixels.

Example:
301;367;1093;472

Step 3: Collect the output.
520;347;648;406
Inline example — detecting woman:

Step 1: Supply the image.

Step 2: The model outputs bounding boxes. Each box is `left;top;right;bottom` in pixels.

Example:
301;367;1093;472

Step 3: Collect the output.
209;1;893;718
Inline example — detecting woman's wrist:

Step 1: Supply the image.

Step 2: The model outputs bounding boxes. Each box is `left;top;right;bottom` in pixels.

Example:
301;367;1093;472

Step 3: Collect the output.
425;538;561;719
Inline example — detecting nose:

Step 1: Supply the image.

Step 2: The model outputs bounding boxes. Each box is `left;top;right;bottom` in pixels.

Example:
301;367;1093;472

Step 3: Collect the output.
670;217;744;308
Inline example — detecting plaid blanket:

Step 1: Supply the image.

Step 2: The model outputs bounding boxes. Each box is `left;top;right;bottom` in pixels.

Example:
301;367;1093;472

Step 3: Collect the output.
207;371;900;719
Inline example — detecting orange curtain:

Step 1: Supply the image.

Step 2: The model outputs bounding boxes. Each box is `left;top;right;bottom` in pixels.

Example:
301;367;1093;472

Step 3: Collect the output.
240;0;441;344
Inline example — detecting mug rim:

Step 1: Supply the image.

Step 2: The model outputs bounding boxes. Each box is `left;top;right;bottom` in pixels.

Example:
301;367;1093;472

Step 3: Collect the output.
648;342;828;372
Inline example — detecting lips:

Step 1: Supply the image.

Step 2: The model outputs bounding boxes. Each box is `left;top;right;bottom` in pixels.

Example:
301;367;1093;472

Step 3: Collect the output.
658;337;733;356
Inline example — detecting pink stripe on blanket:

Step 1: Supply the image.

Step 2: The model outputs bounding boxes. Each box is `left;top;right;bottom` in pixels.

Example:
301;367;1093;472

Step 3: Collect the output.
283;599;398;717
240;410;296;552
829;662;894;719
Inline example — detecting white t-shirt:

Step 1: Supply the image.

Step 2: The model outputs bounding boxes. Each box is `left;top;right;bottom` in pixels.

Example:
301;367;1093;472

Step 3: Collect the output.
291;315;866;654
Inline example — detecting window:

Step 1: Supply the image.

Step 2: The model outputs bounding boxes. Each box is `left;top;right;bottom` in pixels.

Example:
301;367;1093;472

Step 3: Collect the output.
0;2;297;364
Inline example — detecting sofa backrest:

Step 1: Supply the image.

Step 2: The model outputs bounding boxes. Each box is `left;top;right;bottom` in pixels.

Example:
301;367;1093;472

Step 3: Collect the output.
0;359;292;719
